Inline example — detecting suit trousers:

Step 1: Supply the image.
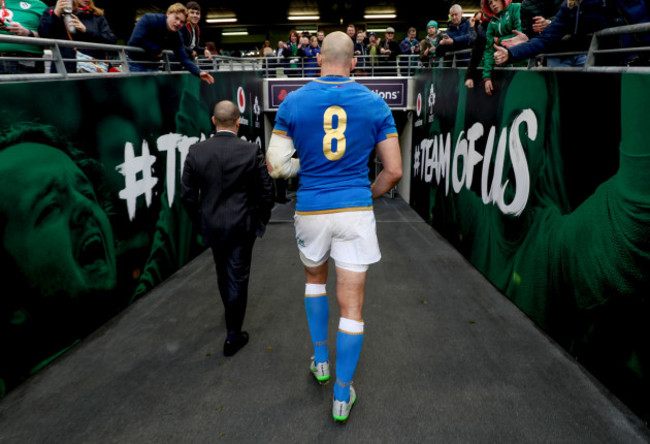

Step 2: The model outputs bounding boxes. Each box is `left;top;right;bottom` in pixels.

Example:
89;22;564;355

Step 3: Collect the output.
211;233;257;334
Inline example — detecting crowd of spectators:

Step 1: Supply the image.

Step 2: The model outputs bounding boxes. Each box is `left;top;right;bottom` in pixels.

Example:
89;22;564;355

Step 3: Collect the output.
0;0;648;79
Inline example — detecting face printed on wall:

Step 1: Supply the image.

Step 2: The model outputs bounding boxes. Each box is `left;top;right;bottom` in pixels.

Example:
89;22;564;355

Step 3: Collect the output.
0;143;117;300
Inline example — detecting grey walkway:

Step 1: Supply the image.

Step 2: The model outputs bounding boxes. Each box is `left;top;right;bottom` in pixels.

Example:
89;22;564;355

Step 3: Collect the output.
1;196;648;443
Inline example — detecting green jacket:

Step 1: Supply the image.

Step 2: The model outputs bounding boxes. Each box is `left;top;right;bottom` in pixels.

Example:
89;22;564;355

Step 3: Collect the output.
483;3;522;80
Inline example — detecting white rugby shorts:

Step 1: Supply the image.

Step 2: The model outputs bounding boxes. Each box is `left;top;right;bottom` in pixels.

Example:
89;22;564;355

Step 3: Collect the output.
293;210;381;269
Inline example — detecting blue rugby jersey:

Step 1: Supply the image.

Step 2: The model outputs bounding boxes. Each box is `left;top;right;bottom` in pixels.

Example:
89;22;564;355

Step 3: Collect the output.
273;76;398;213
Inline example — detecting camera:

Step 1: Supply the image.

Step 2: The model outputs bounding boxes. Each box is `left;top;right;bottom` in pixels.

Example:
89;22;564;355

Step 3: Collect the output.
434;32;448;44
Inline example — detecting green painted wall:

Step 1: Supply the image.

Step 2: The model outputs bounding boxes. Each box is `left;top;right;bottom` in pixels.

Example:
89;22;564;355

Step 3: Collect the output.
410;68;650;423
0;71;265;398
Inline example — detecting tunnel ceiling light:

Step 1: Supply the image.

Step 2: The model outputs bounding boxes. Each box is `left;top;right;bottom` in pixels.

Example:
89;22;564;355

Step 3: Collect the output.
206;17;238;23
364;14;397;19
222;30;248;36
288;15;320;21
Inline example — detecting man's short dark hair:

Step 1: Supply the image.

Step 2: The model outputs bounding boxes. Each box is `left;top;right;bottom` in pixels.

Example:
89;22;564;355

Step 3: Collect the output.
186;1;200;11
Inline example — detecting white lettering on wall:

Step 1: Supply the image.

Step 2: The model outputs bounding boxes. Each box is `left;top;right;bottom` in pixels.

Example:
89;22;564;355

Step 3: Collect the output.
116;133;206;221
414;109;537;216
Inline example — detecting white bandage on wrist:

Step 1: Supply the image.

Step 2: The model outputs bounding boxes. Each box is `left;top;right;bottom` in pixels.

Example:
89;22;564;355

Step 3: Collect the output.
266;133;300;179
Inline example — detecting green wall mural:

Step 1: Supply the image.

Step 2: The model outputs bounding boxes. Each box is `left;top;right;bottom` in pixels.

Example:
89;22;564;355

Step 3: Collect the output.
410;69;650;423
0;72;264;398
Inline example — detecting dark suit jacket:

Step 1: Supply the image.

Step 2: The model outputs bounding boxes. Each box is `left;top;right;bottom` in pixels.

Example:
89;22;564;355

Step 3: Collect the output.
181;131;274;246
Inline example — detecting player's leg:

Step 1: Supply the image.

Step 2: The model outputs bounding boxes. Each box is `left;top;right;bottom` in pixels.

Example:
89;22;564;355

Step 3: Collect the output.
304;262;331;382
333;267;366;407
328;210;378;421
295;213;333;382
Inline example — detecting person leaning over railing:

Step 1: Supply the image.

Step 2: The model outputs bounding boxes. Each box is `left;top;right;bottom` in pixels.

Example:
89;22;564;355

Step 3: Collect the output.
126;2;214;84
0;0;47;74
494;0;650;67
38;0;116;73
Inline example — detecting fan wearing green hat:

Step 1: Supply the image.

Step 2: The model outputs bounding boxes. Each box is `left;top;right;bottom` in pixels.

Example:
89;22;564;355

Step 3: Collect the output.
419;20;439;66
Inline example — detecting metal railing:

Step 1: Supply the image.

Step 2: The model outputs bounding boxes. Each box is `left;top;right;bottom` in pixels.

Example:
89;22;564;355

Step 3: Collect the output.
1;21;649;82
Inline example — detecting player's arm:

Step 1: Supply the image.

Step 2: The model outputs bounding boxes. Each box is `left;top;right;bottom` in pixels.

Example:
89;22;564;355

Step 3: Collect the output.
371;136;402;198
266;132;301;179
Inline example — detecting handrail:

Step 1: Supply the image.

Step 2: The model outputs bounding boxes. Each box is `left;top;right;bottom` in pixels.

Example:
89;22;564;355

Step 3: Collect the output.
1;21;650;82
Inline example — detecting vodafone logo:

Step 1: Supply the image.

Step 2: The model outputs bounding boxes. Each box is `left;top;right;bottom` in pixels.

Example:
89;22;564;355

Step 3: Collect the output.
416;93;422;117
237;87;246;113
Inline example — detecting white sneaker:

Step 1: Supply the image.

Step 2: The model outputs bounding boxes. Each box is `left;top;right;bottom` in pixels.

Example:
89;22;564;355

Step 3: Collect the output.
310;357;330;384
332;386;356;422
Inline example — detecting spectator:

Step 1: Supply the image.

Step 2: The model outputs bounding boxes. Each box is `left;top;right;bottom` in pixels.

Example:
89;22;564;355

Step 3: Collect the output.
346;23;356;42
317;30;325;47
39;0;116;73
126;3;214;84
399;26;420;73
420;20;440;67
261;40;274;57
495;0;650;67
436;4;474;63
198;40;216;70
0;0;48;74
181;1;202;60
275;40;285;57
380;26;400;75
353;29;368;73
465;12;488;88
366;31;381;71
304;35;320;77
400;27;420;55
282;29;304;76
204;40;217;58
482;0;522;96
520;0;562;39
519;0;563;65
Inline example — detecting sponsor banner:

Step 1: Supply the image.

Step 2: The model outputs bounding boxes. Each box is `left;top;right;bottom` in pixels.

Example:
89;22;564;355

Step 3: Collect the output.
0;71;264;398
410;68;650;423
267;78;409;109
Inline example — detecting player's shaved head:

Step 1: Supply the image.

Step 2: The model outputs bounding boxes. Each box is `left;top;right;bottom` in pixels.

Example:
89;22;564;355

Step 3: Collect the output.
213;100;240;128
321;31;354;66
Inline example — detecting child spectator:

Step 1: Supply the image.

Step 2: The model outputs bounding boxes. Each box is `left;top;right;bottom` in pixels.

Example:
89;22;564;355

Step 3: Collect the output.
481;0;522;96
419;20;439;67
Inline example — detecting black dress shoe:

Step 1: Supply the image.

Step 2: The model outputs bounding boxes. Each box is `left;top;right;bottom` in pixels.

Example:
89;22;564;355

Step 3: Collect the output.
224;331;249;357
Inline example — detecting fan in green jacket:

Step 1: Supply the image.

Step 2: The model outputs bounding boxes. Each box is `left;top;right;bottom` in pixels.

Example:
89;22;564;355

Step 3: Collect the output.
481;0;522;95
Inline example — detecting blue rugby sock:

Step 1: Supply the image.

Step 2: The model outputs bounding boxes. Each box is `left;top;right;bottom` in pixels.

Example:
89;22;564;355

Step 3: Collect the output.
334;317;364;402
304;284;329;364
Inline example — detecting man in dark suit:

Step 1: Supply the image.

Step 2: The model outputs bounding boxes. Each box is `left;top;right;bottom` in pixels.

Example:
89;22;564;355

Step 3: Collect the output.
181;100;274;356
